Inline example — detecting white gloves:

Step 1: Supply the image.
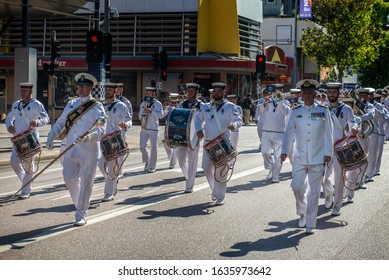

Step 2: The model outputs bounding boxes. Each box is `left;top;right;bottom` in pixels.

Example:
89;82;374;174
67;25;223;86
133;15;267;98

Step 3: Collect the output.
46;131;55;150
77;131;99;143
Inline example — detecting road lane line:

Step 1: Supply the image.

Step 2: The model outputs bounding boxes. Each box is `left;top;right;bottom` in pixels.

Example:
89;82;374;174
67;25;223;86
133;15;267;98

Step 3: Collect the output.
0;164;267;254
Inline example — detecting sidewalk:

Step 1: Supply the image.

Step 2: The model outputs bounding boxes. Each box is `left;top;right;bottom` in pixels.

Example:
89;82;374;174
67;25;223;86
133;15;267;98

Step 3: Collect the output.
0;123;141;167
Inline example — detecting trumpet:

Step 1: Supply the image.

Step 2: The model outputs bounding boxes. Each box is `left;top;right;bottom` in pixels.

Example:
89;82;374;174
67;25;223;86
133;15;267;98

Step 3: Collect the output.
0;112;6;121
349;88;374;138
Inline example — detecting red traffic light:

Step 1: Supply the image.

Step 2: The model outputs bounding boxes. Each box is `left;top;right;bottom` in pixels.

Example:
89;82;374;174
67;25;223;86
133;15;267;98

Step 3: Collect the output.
91;35;99;43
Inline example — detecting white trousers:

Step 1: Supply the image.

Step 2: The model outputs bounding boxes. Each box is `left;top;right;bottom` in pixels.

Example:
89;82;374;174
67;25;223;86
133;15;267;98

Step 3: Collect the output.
176;145;200;190
366;133;379;178
321;158;335;198
291;163;324;229
164;141;177;166
201;147;228;202
63;156;98;221
98;157;119;195
139;129;159;170
374;135;385;174
10;148;34;195
261;131;282;180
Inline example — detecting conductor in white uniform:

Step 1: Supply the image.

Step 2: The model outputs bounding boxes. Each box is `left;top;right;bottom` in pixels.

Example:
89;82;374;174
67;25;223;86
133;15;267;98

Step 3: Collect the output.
281;79;333;234
195;82;242;206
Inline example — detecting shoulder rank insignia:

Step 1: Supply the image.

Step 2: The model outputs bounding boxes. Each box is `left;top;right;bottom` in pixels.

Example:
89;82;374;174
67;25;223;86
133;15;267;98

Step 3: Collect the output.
292;104;302;110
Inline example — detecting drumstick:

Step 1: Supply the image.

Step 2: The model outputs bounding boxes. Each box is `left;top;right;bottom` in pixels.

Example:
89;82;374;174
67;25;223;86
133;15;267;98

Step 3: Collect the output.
5;117;106;202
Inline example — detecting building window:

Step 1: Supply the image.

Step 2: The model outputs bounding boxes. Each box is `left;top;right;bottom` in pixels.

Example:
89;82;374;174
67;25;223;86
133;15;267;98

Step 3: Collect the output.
267;0;276;3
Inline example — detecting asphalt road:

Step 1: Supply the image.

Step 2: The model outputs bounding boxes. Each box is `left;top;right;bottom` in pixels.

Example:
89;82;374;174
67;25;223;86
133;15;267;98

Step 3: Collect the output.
0;125;388;261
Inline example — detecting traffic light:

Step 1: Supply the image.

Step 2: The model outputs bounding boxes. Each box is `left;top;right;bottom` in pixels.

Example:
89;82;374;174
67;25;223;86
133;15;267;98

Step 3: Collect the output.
256;54;266;79
159;49;168;70
86;30;104;63
103;32;112;64
152;51;160;70
51;39;61;60
160;70;167;81
105;63;111;79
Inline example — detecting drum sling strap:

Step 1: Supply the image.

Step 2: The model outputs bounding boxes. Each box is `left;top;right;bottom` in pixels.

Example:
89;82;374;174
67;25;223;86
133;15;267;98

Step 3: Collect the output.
18;99;34;127
60;98;99;139
331;104;344;137
105;100;119;131
212;101;226;134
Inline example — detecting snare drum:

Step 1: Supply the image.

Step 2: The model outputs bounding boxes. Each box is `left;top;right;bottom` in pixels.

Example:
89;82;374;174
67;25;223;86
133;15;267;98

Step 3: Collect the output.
100;130;129;161
204;134;237;167
334;135;367;170
11;129;41;159
164;108;199;149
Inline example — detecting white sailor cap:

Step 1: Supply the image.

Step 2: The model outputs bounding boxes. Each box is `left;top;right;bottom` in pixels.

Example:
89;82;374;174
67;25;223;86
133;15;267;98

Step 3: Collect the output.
226;94;237;99
274;84;284;89
211;82;227;89
208;89;214;93
186;83;200;89
296;79;319;90
75;73;97;86
365;87;375;94
19;82;33;88
290;88;301;94
326;82;342;89
169;92;179;98
145;87;156;91
116;83;124;87
104;82;116;88
358;88;370;95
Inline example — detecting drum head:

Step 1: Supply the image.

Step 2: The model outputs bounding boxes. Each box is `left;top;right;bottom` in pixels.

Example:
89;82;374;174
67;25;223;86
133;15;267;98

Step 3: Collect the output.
188;110;199;149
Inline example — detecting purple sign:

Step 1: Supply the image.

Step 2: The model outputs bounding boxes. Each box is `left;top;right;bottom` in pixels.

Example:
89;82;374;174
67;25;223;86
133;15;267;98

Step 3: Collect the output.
300;0;312;19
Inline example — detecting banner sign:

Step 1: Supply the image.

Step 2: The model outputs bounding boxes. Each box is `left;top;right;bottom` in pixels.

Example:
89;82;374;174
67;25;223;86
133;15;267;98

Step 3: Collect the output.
300;0;312;19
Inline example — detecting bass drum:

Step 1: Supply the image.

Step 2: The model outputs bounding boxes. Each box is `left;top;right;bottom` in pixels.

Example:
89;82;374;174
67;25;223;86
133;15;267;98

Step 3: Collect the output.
164;108;199;149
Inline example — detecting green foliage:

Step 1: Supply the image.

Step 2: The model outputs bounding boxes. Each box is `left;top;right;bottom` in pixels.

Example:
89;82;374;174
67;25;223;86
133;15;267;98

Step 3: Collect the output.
300;0;386;83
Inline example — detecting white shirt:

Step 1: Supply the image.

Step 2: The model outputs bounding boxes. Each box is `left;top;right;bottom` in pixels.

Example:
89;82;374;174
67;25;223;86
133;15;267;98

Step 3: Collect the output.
138;99;163;131
259;99;290;133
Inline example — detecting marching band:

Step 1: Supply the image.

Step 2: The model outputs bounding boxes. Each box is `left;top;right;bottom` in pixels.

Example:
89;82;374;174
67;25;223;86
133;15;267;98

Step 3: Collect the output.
4;73;389;233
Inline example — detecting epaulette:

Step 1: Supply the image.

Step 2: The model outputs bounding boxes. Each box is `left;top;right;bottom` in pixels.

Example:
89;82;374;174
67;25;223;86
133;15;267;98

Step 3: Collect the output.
318;104;328;109
292;104;302;109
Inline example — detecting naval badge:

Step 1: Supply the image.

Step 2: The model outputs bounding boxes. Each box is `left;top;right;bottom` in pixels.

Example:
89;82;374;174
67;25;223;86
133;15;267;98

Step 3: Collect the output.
77;106;84;113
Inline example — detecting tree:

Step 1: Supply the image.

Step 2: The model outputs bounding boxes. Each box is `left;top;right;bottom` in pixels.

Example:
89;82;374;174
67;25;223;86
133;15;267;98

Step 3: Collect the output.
300;0;385;83
359;1;389;87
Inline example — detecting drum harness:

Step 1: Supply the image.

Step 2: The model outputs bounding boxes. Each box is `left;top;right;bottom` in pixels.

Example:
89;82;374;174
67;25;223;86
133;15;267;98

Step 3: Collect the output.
16;99;42;175
102;101;130;180
210;102;237;183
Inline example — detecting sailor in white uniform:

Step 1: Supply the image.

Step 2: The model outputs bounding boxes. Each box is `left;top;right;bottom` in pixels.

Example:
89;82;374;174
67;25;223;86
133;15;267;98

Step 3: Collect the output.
139;87;163;173
195;82;242;206
226;94;243;150
258;90;290;183
98;82;131;202
114;83;133;178
175;83;202;193
281;79;333;234
6;82;50;199
324;83;359;215
47;73;106;226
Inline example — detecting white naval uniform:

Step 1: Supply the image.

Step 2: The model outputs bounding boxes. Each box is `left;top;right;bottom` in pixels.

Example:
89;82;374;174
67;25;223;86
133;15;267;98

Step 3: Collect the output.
352;102;375;187
325;103;359;208
49;95;106;222
162;105;177;168
259;99;290;182
98;100;131;196
195;101;242;203
6;98;50;196
370;102;389;176
175;100;202;192
116;95;133;175
384;97;389;140
138;99;163;171
281;103;333;230
365;101;383;180
230;104;243;150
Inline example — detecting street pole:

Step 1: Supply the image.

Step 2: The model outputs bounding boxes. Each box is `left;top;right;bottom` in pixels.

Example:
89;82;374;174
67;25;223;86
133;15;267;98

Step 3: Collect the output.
293;0;298;86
